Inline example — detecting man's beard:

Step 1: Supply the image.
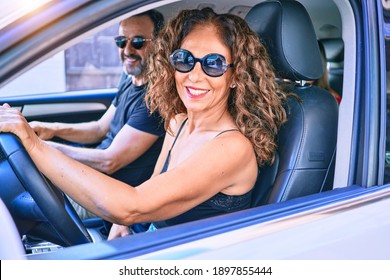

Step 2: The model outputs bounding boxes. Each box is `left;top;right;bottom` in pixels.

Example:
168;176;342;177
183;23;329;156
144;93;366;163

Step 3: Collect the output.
122;53;144;76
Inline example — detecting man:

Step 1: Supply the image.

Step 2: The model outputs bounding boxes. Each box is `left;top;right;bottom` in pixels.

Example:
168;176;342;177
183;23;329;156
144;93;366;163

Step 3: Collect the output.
29;10;165;218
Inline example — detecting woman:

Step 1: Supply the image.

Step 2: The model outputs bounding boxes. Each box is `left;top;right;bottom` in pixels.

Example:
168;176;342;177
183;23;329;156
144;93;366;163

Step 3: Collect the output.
0;8;287;239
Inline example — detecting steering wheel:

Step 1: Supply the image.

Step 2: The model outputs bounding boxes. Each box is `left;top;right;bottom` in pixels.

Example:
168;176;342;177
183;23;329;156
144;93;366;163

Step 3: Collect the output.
0;133;92;246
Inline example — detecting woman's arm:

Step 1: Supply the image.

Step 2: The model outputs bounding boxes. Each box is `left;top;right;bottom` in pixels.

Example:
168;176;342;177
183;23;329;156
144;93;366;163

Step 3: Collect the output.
0;106;257;225
126;133;257;224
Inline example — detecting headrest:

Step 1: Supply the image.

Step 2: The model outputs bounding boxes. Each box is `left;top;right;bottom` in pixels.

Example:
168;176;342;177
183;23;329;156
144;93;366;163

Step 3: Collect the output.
245;0;323;81
319;38;344;63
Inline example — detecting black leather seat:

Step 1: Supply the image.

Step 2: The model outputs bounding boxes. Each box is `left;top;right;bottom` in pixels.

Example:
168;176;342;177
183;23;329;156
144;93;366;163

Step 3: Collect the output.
319;38;344;96
245;0;339;206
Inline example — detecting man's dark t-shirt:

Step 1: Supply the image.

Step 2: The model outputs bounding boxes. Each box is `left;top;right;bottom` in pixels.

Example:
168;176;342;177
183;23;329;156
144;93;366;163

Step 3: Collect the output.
97;76;165;186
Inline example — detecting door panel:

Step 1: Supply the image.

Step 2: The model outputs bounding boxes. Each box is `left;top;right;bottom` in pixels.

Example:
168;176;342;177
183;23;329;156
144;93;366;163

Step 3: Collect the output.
0;89;116;123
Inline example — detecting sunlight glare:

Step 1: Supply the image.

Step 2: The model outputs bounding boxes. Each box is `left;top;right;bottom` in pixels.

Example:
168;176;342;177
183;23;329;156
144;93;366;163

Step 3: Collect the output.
0;0;52;29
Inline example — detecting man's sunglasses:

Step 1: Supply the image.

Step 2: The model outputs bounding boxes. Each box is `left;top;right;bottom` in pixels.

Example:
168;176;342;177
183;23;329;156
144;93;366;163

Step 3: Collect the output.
114;35;152;49
169;49;233;77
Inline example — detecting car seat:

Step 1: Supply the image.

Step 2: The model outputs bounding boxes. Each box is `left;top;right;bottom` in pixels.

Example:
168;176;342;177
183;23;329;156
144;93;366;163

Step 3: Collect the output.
245;0;339;206
319;38;344;96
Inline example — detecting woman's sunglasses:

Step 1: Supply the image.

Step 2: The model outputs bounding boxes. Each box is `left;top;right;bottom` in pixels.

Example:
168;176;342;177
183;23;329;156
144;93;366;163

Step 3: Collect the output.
170;49;233;77
114;35;152;49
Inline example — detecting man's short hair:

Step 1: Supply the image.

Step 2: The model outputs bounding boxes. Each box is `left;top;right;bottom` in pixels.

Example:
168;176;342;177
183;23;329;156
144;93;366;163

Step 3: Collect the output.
136;9;165;36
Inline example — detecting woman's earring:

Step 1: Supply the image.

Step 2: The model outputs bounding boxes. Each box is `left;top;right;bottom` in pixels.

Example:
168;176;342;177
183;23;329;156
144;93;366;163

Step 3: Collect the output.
230;84;236;88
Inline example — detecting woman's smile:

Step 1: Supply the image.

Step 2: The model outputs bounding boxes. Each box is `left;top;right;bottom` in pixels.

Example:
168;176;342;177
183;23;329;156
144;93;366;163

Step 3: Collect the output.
185;86;210;99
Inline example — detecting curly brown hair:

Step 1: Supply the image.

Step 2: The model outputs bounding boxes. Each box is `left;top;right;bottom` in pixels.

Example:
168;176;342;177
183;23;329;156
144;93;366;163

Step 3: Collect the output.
146;8;288;165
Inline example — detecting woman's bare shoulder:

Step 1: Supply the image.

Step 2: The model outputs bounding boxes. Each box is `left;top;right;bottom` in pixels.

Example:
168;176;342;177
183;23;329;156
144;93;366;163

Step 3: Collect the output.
213;130;255;160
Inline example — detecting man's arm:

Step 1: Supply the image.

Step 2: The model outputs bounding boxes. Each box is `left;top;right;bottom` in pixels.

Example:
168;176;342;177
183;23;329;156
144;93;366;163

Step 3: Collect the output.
29;105;116;144
48;124;160;174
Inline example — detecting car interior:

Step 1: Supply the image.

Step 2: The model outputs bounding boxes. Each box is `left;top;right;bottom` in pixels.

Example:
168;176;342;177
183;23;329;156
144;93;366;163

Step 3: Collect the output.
0;0;351;258
320;38;344;96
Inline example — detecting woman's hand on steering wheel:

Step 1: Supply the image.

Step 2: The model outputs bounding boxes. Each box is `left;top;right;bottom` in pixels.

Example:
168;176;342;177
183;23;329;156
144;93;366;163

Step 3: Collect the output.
0;103;41;153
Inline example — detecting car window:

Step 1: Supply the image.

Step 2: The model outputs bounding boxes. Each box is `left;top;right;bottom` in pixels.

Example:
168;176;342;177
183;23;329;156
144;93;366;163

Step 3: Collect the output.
0;23;122;97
